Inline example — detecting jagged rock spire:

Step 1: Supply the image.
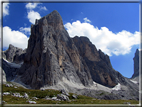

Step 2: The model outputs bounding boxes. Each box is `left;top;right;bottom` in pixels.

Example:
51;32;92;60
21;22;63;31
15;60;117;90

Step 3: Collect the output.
131;49;139;78
15;10;93;89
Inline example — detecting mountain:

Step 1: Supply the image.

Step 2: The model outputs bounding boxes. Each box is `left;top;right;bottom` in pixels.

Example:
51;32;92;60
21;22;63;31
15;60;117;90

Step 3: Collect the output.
2;45;26;81
3;44;26;63
130;49;141;85
132;49;139;79
2;10;139;100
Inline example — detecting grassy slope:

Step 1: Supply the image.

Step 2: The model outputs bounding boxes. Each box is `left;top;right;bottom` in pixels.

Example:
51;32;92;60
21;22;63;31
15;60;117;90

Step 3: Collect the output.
2;82;139;105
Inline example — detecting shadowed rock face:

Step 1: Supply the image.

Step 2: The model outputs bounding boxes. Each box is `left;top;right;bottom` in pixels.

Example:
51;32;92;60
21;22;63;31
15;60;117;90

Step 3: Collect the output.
15;10;93;89
3;44;26;63
73;36;117;87
131;49;139;79
2;45;26;81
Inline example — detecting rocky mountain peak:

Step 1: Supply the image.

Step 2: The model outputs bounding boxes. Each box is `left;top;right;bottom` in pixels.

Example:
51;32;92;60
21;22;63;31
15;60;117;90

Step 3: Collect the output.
33;10;64;35
9;44;15;49
15;10;93;89
131;49;139;78
3;44;26;63
2;11;139;100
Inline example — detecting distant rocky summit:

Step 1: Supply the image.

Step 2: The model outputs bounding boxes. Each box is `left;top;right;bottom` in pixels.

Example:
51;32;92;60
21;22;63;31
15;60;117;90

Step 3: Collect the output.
2;10;139;100
3;44;26;63
130;49;141;85
132;49;139;79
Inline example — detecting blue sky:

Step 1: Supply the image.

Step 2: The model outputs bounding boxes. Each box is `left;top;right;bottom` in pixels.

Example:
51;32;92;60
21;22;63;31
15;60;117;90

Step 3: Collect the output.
1;2;140;78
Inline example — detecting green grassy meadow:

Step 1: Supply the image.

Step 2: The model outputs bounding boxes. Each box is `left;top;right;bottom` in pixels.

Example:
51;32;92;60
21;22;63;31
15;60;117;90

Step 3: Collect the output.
2;82;139;105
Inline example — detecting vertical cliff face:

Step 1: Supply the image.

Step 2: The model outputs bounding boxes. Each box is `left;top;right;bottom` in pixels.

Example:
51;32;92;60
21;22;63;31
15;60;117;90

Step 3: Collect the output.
15;10;93;89
72;36;117;87
131;49;139;79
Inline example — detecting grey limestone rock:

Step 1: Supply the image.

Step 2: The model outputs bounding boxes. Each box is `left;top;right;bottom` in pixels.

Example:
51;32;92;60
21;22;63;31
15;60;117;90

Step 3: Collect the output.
57;94;69;101
15;10;93;89
51;97;58;101
2;44;26;81
3;44;26;63
2;59;19;81
28;101;36;104
60;89;69;96
131;49;139;79
72;36;139;100
72;36;117;87
72;94;77;99
24;93;29;99
3;92;10;95
12;93;23;98
2;10;139;101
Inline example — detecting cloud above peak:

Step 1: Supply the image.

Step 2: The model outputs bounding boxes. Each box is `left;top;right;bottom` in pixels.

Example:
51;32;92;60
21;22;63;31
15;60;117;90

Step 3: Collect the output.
25;3;39;10
27;10;41;24
64;19;140;56
25;3;47;24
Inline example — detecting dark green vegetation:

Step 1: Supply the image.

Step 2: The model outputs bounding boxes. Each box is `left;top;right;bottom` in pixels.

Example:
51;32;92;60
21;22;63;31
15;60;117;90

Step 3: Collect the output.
2;82;139;104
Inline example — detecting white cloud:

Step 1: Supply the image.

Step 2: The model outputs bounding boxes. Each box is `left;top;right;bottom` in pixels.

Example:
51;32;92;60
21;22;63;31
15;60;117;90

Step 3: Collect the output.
39;6;47;11
25;3;47;24
3;3;9;16
25;3;39;10
64;20;140;56
26;3;47;11
3;26;29;49
0;0;9;18
27;10;41;24
83;17;91;23
19;27;31;35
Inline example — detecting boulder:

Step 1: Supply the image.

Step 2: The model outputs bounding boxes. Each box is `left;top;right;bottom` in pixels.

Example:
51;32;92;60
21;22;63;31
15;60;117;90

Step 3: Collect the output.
3;92;10;95
51;97;58;101
57;94;69;101
24;93;29;99
60;89;69;96
28;101;36;104
72;94;77;99
12;93;23;98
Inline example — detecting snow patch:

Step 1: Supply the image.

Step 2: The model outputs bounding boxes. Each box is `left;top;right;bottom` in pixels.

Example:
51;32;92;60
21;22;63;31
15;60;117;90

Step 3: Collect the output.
112;83;121;90
130;80;138;84
91;81;112;92
3;58;23;68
